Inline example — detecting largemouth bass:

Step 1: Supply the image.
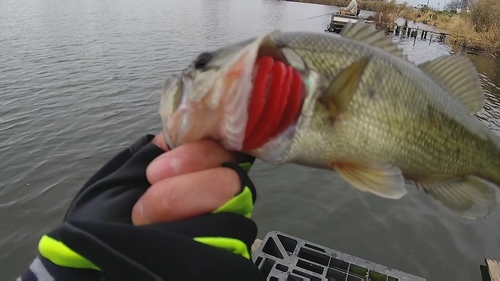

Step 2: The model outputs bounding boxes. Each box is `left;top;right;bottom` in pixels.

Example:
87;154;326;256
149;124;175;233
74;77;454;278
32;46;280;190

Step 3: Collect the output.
159;21;500;219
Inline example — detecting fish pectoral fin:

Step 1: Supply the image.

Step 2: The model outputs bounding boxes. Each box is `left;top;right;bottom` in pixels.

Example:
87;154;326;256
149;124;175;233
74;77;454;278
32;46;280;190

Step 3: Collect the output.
418;55;484;112
319;57;371;119
417;176;497;219
333;163;407;199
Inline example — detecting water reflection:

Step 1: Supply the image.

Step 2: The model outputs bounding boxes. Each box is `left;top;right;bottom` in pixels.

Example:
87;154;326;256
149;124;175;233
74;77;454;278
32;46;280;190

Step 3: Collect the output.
474;62;500;135
445;45;500;134
396;36;453;64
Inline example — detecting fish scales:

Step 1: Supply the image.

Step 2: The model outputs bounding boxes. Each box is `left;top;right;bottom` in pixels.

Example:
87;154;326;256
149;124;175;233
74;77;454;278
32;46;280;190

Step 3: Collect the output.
272;32;498;178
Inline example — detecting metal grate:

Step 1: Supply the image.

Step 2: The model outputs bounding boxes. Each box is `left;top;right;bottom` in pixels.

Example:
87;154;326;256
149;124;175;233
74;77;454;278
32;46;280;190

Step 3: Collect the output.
253;231;426;281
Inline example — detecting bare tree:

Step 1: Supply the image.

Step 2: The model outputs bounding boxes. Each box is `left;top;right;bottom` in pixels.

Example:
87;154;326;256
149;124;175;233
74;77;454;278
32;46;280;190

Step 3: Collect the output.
461;0;468;12
445;0;462;11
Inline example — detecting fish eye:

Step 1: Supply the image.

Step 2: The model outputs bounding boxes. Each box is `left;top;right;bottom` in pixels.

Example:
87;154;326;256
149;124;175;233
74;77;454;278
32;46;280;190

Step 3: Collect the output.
194;52;212;69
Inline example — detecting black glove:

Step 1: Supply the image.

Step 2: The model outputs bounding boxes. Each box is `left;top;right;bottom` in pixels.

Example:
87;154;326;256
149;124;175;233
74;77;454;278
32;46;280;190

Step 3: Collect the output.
19;135;264;281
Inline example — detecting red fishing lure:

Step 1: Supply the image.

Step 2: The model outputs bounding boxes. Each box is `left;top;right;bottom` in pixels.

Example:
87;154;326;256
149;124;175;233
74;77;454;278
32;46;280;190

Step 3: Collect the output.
242;57;303;151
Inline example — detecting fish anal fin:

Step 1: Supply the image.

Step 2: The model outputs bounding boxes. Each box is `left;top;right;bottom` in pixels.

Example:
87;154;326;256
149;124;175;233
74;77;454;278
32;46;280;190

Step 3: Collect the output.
332;162;407;199
341;21;409;61
319;57;371;120
417;176;497;219
418;55;484;112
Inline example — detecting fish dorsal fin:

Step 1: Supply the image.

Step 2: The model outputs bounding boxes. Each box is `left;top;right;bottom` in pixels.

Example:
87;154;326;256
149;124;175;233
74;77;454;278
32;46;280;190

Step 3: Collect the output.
417;176;496;219
418;55;485;112
319;57;371;119
340;21;409;62
332;162;407;199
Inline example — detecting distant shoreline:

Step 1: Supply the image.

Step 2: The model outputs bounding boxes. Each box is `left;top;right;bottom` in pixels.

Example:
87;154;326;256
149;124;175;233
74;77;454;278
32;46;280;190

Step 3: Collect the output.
286;0;500;55
285;0;393;12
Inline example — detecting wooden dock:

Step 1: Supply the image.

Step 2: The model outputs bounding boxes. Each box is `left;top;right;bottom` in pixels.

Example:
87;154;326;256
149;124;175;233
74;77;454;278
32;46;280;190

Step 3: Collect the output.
324;13;450;45
391;22;449;43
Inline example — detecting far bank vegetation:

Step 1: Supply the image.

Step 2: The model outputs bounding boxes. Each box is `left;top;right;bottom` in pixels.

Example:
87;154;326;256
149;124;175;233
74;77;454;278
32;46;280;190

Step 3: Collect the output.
290;0;500;54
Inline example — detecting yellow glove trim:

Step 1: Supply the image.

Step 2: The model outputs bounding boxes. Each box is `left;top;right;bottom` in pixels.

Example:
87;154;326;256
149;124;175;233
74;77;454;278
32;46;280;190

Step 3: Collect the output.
38;235;100;270
214;186;253;219
194;237;251;260
239;162;252;173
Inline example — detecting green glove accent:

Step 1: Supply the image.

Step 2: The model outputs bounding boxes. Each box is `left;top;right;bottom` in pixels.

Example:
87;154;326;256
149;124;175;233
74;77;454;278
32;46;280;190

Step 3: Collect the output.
214;186;254;218
38;235;100;271
194;237;251;260
239;162;253;173
197;161;256;259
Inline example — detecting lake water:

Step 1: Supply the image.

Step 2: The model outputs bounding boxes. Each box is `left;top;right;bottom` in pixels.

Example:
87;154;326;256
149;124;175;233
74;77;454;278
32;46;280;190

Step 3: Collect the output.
1;0;500;280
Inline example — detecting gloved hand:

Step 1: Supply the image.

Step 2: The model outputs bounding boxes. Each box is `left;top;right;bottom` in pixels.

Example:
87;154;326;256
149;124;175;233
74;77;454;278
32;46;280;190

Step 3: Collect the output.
20;134;264;281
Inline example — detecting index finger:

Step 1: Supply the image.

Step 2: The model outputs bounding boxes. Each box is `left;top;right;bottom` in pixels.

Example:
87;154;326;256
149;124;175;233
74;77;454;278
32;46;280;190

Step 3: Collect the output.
133;166;241;225
146;139;242;185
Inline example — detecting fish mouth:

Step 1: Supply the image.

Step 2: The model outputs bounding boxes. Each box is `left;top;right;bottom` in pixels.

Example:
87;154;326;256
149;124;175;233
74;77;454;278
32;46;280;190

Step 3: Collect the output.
160;74;183;149
159;31;307;154
159;34;270;150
